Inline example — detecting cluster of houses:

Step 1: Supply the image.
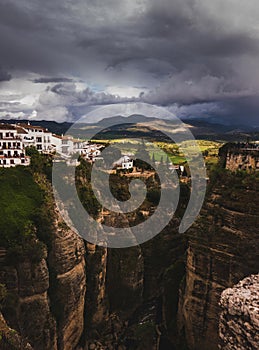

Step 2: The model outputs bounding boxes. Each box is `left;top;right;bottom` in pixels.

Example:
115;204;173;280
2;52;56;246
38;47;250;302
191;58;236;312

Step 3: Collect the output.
0;121;191;175
0;122;103;168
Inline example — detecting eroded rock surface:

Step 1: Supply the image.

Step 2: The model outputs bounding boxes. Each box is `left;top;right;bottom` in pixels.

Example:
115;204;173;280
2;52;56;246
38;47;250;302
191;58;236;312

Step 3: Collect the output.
219;274;259;350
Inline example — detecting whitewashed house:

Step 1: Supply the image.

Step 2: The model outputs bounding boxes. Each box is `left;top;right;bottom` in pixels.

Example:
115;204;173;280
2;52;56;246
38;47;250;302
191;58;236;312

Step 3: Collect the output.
0;124;30;167
0;121;104;167
50;134;63;154
51;134;103;162
17;123;53;153
113;156;134;170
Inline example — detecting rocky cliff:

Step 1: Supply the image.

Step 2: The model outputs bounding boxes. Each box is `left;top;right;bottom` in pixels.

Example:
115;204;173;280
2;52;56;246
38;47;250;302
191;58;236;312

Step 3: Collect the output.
0;205;87;350
48;214;86;350
178;170;259;350
0;312;33;349
1;156;258;350
0;161;187;350
226;151;259;172
219;274;259;350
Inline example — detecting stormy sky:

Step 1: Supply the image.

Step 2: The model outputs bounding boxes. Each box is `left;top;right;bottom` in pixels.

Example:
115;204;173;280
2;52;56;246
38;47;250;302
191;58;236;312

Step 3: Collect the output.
0;0;259;125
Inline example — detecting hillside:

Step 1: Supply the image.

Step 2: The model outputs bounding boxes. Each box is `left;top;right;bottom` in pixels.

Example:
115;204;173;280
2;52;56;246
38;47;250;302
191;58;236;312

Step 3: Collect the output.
1;117;258;142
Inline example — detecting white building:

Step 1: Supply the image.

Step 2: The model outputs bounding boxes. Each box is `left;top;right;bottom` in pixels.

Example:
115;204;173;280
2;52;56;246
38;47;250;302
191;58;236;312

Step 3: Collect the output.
51;134;103;161
0;124;30;167
0;122;104;167
17;123;53;153
113;155;134;170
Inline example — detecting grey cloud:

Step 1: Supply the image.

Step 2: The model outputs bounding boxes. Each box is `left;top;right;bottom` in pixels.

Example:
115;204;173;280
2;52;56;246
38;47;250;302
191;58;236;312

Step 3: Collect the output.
34;77;74;83
0;67;12;82
50;82;138;105
35;82;138;121
0;0;259;124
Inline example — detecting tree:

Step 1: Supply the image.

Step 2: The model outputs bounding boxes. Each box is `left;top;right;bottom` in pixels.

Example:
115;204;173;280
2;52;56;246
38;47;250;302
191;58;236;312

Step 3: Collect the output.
202;150;209;157
135;139;151;170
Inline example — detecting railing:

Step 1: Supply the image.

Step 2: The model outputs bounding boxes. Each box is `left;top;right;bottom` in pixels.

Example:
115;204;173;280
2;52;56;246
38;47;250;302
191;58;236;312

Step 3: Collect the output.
0;154;25;158
0;136;21;140
0;146;22;150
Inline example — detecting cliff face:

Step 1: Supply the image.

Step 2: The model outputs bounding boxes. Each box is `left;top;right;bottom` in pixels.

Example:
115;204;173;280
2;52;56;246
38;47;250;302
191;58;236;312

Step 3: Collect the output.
0;251;57;350
0;215;87;350
0;312;33;349
0;160;188;350
178;171;259;350
2;160;258;350
48;215;87;350
219;274;259;350
226;151;259;172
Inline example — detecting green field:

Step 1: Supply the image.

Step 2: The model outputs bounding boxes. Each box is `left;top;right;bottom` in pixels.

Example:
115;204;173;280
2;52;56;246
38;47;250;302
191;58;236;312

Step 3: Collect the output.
92;139;222;165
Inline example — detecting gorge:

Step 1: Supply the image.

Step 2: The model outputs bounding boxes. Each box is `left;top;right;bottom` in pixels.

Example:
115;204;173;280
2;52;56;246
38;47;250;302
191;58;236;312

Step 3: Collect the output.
0;152;258;350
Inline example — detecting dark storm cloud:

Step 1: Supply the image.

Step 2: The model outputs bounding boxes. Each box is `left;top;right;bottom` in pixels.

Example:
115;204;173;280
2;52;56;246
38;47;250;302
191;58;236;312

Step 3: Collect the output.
49;83;137;105
0;0;259;124
0;67;12;82
33;77;74;83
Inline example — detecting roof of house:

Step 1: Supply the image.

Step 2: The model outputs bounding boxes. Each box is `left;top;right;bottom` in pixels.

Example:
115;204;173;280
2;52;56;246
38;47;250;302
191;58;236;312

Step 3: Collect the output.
113;155;133;166
17;123;49;132
0;124;16;130
52;134;63;139
15;126;28;134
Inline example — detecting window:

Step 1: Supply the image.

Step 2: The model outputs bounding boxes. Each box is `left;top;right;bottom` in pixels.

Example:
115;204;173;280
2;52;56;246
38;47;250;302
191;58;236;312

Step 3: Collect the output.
36;137;42;143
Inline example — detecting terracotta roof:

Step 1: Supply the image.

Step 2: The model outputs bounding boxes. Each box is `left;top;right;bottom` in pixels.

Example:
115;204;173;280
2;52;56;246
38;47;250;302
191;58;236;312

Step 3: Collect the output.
0;123;16;130
52;134;63;139
17;123;48;132
15;126;28;134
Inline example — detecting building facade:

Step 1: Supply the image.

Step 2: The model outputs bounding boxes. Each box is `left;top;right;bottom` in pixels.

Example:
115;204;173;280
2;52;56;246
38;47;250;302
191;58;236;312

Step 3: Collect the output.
0;124;30;167
0;122;104;167
17;123;53;152
113;155;134;170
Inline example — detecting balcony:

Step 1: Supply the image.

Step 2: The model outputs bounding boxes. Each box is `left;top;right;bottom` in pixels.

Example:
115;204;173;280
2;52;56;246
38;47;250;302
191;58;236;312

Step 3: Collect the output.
0;136;21;140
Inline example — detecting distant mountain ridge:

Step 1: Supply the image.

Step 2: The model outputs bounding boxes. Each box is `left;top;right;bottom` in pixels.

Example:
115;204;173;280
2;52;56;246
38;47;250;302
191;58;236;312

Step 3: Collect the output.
0;116;258;141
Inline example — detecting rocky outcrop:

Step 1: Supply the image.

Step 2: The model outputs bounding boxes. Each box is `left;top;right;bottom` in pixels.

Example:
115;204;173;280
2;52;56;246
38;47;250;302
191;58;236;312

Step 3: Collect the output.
0;312;33;350
178;171;259;350
219;143;259;172
0;207;87;350
0;253;57;350
219;274;259;350
226;151;259;172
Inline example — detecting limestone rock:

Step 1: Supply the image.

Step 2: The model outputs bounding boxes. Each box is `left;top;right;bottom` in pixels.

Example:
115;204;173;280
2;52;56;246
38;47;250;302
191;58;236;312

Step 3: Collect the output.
219;274;259;350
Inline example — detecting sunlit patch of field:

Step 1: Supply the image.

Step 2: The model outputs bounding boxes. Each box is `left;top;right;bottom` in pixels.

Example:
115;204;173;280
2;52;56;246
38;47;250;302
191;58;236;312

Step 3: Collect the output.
91;138;223;165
